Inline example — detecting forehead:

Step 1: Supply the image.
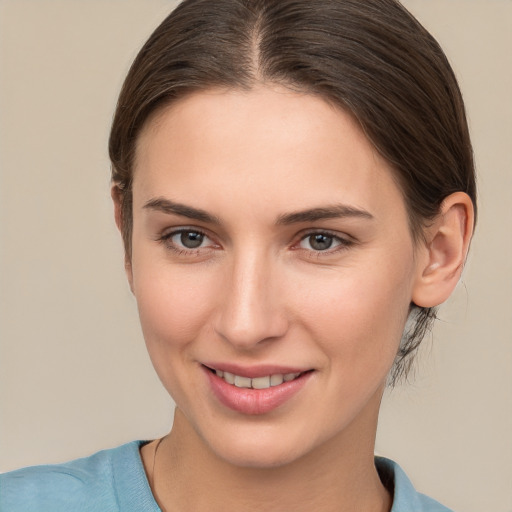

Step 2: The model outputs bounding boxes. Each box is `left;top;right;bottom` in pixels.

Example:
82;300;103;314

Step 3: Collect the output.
133;86;407;224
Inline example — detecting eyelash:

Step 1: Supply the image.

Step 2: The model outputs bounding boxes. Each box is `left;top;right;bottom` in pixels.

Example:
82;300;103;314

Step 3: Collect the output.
157;228;354;257
157;228;215;256
296;230;354;256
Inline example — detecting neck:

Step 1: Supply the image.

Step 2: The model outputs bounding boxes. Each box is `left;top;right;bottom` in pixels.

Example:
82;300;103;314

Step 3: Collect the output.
143;406;391;512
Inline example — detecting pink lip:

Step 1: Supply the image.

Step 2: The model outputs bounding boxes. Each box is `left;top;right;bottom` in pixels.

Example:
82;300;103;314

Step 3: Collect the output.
203;365;313;415
202;362;307;379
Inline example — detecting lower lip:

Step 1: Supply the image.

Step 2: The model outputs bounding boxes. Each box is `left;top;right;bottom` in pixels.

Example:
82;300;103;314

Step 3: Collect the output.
204;367;312;415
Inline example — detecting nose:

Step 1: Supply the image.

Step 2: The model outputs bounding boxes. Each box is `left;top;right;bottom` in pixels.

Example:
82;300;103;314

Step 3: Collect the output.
213;250;289;350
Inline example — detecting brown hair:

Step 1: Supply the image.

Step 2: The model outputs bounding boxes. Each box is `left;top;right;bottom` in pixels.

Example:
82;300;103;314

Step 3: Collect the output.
109;0;476;384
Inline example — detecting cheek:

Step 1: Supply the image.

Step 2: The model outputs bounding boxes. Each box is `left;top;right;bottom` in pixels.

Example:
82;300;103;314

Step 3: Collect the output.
132;256;220;353
132;259;224;404
290;260;413;369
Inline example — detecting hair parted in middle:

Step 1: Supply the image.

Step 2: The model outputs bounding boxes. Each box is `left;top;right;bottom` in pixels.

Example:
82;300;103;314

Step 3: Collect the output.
109;0;476;384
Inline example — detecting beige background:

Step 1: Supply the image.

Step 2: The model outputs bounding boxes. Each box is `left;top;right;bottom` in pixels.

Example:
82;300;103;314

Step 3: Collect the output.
0;1;511;511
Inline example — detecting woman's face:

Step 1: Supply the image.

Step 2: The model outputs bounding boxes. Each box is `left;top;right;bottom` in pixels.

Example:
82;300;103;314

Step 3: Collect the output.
128;86;423;467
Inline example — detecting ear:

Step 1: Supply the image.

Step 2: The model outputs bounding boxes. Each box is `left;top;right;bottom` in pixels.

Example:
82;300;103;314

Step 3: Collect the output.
412;192;474;308
111;185;134;293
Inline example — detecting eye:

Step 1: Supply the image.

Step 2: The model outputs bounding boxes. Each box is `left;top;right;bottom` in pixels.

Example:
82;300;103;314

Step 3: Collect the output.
298;232;350;252
159;228;216;253
172;230;206;249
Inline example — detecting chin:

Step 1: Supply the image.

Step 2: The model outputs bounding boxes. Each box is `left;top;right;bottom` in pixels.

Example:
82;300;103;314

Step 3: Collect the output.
213;439;306;469
195;420;324;470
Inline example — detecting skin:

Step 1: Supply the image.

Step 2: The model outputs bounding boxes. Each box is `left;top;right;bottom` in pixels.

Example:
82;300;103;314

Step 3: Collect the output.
114;85;473;512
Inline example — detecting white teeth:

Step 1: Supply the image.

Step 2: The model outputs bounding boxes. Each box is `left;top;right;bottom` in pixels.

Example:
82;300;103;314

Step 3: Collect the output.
251;376;271;389
214;369;303;388
223;371;235;384
234;375;252;388
270;374;284;386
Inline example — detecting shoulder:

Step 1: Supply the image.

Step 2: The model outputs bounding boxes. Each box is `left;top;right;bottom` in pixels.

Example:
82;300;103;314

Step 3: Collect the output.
375;456;455;512
0;441;159;512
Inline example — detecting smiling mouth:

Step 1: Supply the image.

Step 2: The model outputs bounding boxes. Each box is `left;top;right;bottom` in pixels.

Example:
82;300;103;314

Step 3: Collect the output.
204;366;309;390
203;365;314;415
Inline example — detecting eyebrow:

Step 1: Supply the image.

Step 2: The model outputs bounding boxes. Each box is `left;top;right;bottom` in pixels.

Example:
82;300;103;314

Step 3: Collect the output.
276;205;374;225
143;198;221;224
143;197;373;225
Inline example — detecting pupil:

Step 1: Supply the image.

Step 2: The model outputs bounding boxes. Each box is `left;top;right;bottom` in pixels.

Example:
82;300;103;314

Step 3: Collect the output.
181;231;203;249
310;234;332;251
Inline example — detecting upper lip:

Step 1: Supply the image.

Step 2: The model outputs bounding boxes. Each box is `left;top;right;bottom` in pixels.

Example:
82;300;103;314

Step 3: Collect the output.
202;362;311;379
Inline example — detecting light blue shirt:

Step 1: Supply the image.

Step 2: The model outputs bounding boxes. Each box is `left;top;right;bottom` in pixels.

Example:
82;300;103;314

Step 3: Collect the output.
0;441;453;511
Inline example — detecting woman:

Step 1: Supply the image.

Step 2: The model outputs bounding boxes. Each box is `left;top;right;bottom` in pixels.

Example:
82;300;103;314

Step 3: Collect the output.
1;0;476;510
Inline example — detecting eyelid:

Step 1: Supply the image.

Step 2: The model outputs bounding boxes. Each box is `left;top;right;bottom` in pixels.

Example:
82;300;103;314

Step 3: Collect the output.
293;229;355;253
155;226;355;256
157;226;219;253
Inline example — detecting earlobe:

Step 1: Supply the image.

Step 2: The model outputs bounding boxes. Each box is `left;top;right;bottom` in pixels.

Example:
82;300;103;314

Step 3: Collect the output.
111;185;135;293
412;192;474;308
